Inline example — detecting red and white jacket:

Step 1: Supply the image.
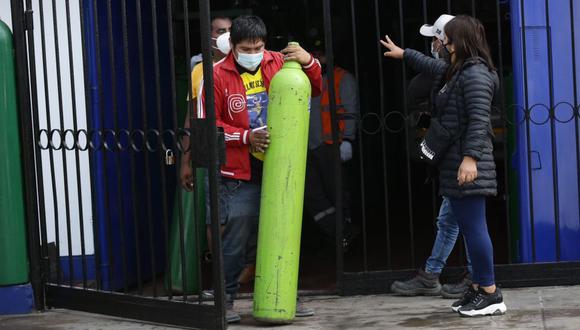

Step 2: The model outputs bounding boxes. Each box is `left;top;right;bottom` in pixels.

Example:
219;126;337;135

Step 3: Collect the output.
199;50;322;181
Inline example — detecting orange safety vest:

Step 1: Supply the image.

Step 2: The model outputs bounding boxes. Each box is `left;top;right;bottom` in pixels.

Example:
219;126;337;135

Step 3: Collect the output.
321;67;346;144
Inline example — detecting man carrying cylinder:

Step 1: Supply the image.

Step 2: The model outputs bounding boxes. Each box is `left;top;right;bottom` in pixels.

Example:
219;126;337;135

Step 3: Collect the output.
199;15;322;323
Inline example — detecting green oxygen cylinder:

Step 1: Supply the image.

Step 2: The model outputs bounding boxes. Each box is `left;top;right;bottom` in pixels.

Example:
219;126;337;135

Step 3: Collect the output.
253;48;312;323
166;168;206;294
0;20;29;285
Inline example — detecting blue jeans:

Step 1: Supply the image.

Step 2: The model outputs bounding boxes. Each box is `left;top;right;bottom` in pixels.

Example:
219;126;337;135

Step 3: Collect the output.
425;197;473;275
448;196;495;286
206;178;260;295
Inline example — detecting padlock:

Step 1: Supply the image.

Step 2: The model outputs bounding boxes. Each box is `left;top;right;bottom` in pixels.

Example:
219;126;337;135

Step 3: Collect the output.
165;149;175;165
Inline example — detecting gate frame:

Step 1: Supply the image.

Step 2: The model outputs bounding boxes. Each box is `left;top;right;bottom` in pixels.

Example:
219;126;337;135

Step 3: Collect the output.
11;0;226;328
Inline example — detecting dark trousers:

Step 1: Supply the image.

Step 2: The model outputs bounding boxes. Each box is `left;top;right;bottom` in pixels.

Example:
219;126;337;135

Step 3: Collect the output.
206;178;260;295
304;144;351;239
448;195;495;287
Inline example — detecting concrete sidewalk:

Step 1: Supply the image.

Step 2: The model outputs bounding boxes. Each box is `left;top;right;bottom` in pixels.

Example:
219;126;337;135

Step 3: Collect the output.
1;286;580;329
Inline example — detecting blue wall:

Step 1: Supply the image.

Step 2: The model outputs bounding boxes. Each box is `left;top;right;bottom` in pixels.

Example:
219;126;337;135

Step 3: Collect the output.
510;0;580;262
82;0;176;290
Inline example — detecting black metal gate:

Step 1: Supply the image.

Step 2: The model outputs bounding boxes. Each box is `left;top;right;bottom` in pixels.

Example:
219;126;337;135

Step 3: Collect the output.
11;0;226;328
322;0;580;294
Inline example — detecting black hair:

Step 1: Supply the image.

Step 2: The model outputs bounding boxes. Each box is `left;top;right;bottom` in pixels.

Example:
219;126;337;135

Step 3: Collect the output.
230;15;267;46
444;15;496;80
211;16;231;24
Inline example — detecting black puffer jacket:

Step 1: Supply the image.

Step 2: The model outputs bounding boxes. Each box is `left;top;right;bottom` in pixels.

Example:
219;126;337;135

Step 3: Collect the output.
404;49;499;198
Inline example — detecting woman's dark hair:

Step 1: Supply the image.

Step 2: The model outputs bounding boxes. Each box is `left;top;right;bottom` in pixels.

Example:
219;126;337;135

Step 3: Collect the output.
444;15;495;80
230;15;267;46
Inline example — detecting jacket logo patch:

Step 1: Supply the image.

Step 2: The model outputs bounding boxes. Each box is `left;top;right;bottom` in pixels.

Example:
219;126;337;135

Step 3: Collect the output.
227;94;245;120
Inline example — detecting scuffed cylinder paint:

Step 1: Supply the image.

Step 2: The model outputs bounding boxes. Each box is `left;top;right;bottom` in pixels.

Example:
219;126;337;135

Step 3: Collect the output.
253;58;311;323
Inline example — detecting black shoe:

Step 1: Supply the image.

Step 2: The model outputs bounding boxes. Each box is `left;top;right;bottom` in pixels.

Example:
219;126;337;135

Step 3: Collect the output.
458;287;507;317
342;222;361;252
390;269;441;296
441;273;473;299
451;285;478;312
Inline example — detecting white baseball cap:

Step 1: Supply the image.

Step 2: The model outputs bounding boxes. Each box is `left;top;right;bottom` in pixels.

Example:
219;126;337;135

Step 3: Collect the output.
419;14;455;40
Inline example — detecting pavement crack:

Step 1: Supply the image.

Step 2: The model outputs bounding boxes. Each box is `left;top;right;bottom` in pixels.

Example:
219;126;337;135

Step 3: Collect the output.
539;289;547;330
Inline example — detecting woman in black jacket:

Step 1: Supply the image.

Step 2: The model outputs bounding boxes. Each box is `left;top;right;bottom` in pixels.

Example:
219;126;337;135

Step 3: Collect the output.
380;15;506;317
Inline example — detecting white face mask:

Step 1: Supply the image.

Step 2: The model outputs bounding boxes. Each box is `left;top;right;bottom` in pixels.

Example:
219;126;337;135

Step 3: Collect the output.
213;32;231;55
431;41;440;59
235;51;263;71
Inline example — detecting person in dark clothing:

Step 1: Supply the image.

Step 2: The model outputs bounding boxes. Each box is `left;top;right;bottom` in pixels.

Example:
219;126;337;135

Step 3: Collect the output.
381;15;506;317
390;14;474;300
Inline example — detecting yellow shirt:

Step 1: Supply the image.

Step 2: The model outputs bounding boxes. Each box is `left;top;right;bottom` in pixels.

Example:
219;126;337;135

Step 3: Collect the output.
240;68;268;161
240;68;268;129
190;62;204;101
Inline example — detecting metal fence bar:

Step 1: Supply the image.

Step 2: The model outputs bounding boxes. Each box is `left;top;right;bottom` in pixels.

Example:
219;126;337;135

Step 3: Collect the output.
92;0;116;292
120;0;144;295
397;0;416;268
106;0;130;292
64;0;89;289
149;0;172;296
135;0;158;297
372;0;392;269
422;0;429;53
198;0;226;326
519;0;537;262
543;0;562;262
349;0;368;272
321;0;344;284
570;0;580;235
50;0;75;288
420;0;439;229
163;0;178;301
495;0;512;263
78;0;103;289
179;1;196;304
38;0;61;286
165;0;190;302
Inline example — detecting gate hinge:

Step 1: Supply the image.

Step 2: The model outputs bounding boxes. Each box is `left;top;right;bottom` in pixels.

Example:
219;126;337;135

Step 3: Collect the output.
24;9;34;31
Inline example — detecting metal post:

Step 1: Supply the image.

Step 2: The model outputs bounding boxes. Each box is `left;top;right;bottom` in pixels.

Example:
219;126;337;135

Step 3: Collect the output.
495;0;512;263
149;0;172;292
349;0;368;272
119;0;144;295
78;0;103;289
322;0;345;289
397;0;416;268
50;0;75;288
198;0;226;327
10;0;44;310
372;0;392;270
64;0;89;289
135;0;159;297
569;0;580;236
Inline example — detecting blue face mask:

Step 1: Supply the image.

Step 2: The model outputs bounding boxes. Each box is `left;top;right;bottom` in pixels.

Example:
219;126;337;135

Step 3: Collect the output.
235;51;263;71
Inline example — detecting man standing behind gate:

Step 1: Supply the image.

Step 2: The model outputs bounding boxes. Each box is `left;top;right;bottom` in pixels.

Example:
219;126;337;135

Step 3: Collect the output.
305;44;360;251
198;15;322;323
